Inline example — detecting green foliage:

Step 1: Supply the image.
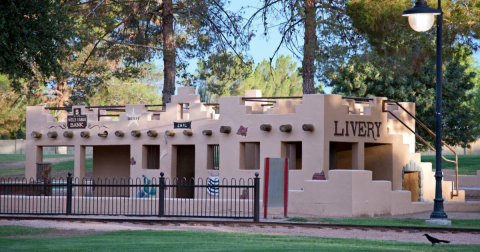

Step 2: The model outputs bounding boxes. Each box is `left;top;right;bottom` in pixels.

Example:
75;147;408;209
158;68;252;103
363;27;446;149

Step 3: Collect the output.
329;52;477;150
0;0;74;88
245;1;360;90
346;0;480;73
194;52;305;101
240;56;303;97
195;51;253;102
0;74;41;138
69;0;247;104
87;64;162;106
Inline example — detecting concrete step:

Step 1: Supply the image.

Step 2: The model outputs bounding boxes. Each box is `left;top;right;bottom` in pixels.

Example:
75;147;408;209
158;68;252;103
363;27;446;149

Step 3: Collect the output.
460;187;480;200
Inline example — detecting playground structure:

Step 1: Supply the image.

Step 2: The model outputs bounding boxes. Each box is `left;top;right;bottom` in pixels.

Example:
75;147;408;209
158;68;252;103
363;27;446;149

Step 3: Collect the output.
21;87;480;217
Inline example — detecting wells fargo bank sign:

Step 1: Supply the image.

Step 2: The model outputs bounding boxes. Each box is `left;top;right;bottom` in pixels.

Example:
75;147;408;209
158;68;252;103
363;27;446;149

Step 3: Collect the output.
334;121;381;140
67;108;87;129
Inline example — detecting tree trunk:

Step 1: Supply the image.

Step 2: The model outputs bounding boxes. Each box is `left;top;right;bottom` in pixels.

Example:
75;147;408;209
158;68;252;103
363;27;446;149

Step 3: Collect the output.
56;78;70;122
302;0;317;94
162;0;176;104
56;78;69;154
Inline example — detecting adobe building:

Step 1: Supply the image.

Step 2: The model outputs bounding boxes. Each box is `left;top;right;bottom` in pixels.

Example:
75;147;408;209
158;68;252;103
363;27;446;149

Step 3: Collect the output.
25;87;480;217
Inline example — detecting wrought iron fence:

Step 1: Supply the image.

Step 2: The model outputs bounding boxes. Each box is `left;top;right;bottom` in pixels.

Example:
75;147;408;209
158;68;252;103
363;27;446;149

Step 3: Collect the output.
0;172;260;222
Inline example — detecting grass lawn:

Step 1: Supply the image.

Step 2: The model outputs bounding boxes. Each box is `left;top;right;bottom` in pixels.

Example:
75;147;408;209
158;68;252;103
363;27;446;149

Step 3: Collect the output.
0;155;92;177
0;154;75;162
0;226;49;237
421;155;480;175
50;159;93;171
1;227;478;252
287;217;480;229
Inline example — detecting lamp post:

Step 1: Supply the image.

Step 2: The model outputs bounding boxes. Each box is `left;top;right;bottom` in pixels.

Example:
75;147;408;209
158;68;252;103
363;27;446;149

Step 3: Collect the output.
403;0;450;225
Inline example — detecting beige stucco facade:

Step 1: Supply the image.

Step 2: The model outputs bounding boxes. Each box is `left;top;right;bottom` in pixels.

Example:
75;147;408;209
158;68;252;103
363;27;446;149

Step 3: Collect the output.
24;87;479;217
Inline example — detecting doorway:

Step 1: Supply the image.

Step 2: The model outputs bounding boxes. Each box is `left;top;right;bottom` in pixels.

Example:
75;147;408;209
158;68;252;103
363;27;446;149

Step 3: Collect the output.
175;145;195;198
404;171;419;202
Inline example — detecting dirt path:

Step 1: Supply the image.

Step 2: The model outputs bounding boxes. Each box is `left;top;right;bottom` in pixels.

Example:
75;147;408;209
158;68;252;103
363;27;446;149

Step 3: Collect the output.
0;157;77;169
1;218;479;245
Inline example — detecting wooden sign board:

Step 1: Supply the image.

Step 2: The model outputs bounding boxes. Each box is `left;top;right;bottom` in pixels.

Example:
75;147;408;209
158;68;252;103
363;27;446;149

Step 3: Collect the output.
264;157;289;218
67;108;87;129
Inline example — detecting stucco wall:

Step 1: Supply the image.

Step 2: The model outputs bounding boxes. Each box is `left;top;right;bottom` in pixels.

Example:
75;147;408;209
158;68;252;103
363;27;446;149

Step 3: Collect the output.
0;140;25;154
23;87;473;217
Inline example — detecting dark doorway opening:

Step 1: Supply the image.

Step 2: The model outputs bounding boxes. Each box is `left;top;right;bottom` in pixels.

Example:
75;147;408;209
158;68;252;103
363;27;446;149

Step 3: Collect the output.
175;145;195;198
329;142;353;170
364;143;393;183
282;142;302;170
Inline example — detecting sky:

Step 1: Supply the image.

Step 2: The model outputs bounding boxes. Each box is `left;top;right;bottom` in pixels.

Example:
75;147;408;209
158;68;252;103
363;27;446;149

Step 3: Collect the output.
167;1;480;95
181;1;304;79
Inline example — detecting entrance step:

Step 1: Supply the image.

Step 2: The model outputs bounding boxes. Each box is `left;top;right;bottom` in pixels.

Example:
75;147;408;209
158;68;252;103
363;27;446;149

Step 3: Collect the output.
459;187;480;201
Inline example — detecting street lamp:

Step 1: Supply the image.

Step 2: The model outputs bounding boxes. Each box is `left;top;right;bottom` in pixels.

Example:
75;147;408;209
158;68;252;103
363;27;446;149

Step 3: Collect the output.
403;0;450;225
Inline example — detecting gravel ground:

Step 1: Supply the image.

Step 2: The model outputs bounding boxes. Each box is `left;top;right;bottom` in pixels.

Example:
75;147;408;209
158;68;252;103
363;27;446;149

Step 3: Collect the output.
1;216;480;245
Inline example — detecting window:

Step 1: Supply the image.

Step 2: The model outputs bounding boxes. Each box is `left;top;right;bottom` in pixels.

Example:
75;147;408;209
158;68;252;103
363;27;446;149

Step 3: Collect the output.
177;103;190;120
240;142;260;170
207;145;220;170
143;145;160;169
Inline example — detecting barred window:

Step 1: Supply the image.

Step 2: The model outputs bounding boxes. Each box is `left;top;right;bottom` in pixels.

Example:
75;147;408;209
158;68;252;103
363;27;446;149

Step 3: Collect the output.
143;145;160;169
207;145;219;170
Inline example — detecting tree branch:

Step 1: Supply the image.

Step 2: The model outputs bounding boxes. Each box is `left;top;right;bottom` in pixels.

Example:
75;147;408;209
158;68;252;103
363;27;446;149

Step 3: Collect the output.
103;40;162;50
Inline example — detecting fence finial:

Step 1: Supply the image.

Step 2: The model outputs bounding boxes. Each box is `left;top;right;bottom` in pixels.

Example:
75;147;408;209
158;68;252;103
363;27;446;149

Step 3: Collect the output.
160;172;165;178
68;172;72;177
255;172;259;178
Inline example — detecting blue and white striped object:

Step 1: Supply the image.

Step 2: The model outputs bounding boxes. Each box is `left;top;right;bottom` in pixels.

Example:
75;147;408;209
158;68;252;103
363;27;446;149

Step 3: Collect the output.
206;176;219;196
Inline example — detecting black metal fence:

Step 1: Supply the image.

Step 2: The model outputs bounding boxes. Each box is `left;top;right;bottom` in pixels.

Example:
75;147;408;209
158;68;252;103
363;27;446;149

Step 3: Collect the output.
0;172;260;222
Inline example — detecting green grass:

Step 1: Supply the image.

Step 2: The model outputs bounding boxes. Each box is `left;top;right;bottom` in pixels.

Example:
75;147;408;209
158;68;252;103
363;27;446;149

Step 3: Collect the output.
0;158;92;177
0;168;25;176
287;217;480;229
0;226;48;237
0;154;76;162
421;155;480;175
1;228;478;252
50;159;93;171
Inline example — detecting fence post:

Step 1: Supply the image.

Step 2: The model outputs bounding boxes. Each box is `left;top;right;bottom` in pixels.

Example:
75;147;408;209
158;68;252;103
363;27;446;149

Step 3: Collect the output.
159;172;165;217
66;172;72;215
254;172;260;223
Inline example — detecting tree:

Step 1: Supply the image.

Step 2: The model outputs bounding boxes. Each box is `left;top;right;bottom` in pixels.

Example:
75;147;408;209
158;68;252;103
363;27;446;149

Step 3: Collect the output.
240;55;304;97
329;51;477;150
194;52;306;101
194;51;253;102
244;0;360;94
77;0;248;104
0;0;74;89
87;64;163;106
346;0;480;75
0;75;41;139
325;0;480;150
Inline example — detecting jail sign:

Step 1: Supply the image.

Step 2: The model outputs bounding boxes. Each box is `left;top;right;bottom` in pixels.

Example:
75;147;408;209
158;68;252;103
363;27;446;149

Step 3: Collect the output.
174;121;192;129
67;108;87;129
334;120;382;140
